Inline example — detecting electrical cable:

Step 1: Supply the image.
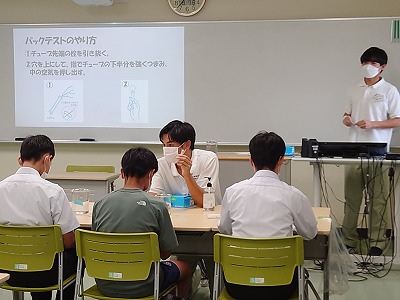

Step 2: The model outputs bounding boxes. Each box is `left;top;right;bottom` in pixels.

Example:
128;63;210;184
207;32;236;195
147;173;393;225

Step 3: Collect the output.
315;156;399;280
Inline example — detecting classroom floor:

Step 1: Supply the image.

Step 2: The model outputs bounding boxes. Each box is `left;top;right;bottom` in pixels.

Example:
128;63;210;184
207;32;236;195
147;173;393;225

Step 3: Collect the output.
1;262;400;300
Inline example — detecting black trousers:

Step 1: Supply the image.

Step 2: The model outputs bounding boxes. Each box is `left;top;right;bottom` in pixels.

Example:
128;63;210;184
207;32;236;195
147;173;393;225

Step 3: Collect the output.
1;247;78;300
224;268;298;300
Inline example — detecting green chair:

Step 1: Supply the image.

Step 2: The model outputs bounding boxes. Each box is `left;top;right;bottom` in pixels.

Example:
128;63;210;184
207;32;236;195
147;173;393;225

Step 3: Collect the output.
66;165;116;191
74;229;177;300
212;234;305;300
66;165;116;174
0;225;76;300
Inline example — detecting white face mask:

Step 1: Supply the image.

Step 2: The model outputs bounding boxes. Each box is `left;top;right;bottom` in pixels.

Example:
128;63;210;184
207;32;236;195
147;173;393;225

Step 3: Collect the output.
145;178;151;192
362;64;380;78
41;156;50;179
145;170;154;192
163;146;179;164
163;143;185;164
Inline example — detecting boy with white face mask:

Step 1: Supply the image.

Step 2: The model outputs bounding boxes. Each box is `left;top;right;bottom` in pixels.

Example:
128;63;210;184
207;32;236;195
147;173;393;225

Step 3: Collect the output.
342;47;400;256
0;135;79;300
150;120;222;207
149;120;222;299
219;131;317;299
92;147;191;299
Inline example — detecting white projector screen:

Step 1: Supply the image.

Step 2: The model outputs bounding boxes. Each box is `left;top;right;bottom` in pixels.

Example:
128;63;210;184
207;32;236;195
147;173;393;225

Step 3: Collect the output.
2;19;400;145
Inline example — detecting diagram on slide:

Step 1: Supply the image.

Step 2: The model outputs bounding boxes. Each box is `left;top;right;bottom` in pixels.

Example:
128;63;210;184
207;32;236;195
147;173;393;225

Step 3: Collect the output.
121;80;149;124
44;80;83;122
128;87;140;121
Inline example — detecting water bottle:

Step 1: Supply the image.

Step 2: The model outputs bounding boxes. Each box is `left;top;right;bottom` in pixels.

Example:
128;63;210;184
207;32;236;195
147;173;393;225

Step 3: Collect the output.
203;177;215;211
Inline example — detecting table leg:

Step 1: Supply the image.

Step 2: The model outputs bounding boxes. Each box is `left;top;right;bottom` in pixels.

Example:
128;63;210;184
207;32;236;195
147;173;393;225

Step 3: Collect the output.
323;260;329;300
313;163;322;207
12;291;24;300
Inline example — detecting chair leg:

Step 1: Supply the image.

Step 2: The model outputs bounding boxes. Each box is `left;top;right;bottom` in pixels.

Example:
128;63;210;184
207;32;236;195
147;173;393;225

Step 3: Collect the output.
75;259;84;300
305;280;321;300
212;264;221;300
304;269;321;300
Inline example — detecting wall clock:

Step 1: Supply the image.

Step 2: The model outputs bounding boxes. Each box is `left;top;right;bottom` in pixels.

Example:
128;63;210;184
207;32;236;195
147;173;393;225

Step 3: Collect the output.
168;0;206;17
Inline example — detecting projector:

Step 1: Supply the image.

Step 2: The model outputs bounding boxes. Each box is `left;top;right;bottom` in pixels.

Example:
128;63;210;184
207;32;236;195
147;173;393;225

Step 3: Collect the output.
73;0;114;6
300;138;387;158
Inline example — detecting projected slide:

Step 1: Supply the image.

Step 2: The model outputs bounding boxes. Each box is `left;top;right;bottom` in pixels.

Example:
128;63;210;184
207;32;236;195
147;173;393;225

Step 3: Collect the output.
13;26;184;128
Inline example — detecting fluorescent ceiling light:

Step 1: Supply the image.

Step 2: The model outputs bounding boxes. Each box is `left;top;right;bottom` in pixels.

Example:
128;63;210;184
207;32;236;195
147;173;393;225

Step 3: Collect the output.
73;0;114;6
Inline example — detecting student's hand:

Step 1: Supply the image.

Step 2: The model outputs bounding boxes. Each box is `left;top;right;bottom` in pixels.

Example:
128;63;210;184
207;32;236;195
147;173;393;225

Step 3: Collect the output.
176;154;192;178
343;115;353;127
355;120;373;129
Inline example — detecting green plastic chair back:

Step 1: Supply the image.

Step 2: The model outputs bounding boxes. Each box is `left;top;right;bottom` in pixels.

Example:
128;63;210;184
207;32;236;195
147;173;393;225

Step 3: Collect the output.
213;234;304;300
74;229;175;300
0;225;63;272
75;229;160;281
66;165;115;173
0;225;75;298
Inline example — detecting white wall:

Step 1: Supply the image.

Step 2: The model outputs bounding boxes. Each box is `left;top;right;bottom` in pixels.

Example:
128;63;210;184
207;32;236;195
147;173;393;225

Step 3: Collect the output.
1;0;400;23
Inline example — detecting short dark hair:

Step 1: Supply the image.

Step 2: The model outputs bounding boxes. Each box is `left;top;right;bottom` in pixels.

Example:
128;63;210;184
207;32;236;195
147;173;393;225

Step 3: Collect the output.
360;47;388;65
249;131;285;171
121;147;158;179
159;120;196;150
20;135;55;163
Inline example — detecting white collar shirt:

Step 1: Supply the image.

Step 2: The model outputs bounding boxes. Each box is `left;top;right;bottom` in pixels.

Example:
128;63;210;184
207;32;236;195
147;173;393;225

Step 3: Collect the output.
150;149;222;204
0;167;79;234
345;78;400;147
218;170;318;240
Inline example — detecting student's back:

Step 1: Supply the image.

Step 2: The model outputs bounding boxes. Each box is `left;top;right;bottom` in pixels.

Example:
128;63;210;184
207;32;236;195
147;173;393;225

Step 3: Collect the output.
218;131;318;300
92;188;178;298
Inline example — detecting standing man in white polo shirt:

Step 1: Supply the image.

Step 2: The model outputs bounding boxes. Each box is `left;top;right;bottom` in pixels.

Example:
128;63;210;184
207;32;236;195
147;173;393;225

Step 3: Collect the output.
342;47;400;256
150;119;222;207
0;135;79;300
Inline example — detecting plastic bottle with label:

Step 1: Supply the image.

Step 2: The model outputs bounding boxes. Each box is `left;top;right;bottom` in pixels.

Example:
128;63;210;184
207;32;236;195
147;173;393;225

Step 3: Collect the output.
203;177;215;211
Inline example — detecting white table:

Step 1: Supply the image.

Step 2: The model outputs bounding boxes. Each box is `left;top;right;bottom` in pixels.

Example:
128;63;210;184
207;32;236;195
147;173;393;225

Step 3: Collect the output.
76;204;330;236
47;172;120;202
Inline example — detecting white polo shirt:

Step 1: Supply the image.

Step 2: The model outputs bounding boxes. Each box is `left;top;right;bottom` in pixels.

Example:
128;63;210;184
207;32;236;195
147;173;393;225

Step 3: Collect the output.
150;149;222;204
218;170;318;240
0;167;79;234
345;78;400;147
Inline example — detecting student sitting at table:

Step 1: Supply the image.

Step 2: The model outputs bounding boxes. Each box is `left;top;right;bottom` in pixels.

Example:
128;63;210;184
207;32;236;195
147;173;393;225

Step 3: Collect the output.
149;120;222;298
218;131;318;300
0;135;79;300
92;147;191;299
149;119;222;207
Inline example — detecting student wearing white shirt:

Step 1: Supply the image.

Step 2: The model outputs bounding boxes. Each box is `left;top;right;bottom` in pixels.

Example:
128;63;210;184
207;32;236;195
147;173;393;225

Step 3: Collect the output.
150;119;222;207
219;131;318;300
149;120;222;299
0;135;79;300
342;47;400;256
